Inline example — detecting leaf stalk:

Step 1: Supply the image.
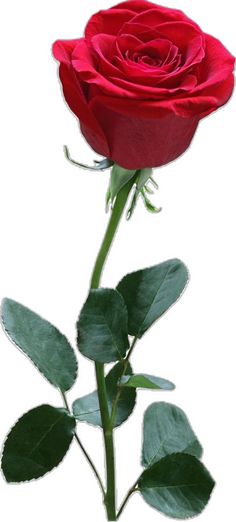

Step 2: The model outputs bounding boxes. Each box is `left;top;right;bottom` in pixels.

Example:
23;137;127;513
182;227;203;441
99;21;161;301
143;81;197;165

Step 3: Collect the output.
61;391;105;498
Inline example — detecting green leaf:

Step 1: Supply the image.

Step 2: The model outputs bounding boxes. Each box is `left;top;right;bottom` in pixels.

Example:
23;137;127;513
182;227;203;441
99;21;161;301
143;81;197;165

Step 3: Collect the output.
117;259;189;337
1;405;76;483
138;453;215;519
72;362;136;428
1;298;78;392
120;374;175;390
77;289;129;363
109;164;136;203
73;388;100;426
142;402;203;468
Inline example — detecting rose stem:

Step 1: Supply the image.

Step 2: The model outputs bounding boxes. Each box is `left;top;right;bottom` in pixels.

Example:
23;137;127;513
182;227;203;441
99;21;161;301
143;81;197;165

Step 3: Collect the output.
90;174;135;521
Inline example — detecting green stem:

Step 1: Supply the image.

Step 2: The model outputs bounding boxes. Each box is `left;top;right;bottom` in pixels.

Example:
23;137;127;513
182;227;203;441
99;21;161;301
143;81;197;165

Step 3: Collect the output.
90;179;134;289
61;392;105;497
110;336;138;427
90;177;134;521
95;365;116;520
117;481;139;519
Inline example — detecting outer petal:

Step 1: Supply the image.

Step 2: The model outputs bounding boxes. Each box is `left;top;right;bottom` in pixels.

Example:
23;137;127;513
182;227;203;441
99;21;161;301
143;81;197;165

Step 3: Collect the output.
114;1;187;21
155;22;204;58
114;1;160;12
53;40;110;157
84;1;193;41
53;39;81;64
173;34;235;117
81;97;199;169
108;73;197;97
85;8;136;41
129;6;201;30
192;34;235;95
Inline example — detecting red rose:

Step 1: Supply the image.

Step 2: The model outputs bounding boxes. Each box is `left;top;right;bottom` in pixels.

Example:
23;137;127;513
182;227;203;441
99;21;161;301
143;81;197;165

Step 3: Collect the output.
53;0;235;170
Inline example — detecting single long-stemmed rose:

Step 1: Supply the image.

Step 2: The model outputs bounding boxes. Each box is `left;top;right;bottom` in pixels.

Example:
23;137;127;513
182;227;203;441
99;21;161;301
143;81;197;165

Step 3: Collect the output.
0;2;235;522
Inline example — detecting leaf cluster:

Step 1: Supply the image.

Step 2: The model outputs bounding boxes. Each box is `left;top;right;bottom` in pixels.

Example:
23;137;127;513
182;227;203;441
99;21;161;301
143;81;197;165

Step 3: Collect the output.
0;259;214;518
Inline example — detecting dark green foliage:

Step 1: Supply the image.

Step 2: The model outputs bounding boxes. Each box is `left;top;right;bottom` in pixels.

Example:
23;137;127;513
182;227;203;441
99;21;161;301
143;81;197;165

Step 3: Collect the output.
117;259;188;337
142;402;203;468
138;453;215;519
120;374;175;390
77;288;129;363
1;298;77;392
2;405;76;482
1;258;214;520
73;362;136;428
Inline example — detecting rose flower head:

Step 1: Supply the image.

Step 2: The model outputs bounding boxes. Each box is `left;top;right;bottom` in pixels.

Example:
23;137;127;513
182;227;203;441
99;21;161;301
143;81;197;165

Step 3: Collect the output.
53;0;235;170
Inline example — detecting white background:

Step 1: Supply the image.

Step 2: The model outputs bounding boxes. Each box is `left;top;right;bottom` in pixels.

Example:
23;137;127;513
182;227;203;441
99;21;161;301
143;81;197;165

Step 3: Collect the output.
0;1;235;520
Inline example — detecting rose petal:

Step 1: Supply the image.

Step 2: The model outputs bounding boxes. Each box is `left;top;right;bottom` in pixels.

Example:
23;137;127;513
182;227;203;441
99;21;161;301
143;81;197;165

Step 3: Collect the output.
53;39;81;64
130;6;200;30
114;0;159;13
91;34;125;78
82;95;199;169
135;38;173;60
57;63;109;156
162;43;179;65
114;34;143;58
72;40;135;97
108;73;197;96
112;38;180;85
85;8;136;41
113;58;174;85
180;74;198;90
173;85;234;118
193;34;235;95
118;21;161;41
156;22;203;55
174;34;235;117
83;93;190;120
151;30;205;87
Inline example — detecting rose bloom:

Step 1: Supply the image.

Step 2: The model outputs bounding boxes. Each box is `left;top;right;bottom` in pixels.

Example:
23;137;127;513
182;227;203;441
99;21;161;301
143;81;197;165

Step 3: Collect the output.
53;0;235;170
